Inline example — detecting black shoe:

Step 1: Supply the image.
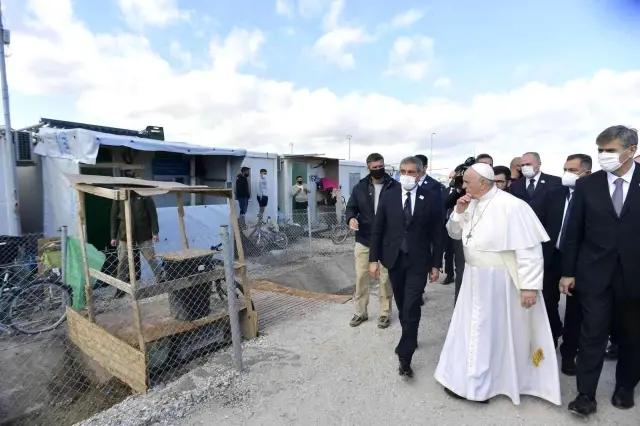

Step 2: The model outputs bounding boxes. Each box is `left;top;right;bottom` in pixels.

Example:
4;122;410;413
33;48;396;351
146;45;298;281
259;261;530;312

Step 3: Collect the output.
605;343;619;360
444;387;488;403
568;394;597;417
561;358;577;376
443;276;454;285
398;358;413;379
611;387;634;410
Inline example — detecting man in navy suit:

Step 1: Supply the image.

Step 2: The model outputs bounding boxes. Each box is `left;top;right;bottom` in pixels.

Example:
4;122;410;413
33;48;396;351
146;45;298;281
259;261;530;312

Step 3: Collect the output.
538;153;592;376
509;152;562;218
561;125;640;416
369;156;444;379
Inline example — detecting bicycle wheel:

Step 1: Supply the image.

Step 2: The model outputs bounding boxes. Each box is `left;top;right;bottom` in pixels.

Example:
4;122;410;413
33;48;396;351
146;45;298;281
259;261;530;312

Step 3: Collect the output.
215;278;256;311
271;231;288;250
8;281;71;334
331;223;349;245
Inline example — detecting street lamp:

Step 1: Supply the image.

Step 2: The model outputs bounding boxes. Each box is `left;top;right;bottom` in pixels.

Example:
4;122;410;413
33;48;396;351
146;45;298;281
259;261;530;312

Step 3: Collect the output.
346;134;352;161
430;132;436;174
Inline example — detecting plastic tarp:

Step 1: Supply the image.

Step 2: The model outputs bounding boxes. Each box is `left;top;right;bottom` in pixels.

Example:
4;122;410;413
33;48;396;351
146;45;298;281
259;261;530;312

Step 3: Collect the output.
66;236;106;310
34;127;246;164
42;157;80;238
139;203;234;281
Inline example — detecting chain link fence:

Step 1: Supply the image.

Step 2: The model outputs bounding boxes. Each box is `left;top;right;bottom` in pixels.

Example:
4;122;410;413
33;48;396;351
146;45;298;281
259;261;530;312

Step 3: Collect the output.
0;209;365;425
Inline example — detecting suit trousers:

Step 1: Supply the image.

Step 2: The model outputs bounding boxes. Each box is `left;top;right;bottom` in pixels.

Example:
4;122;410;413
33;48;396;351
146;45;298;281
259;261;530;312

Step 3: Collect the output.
388;252;428;364
117;240;163;283
443;235;454;276
353;242;393;317
452;239;465;304
577;264;640;397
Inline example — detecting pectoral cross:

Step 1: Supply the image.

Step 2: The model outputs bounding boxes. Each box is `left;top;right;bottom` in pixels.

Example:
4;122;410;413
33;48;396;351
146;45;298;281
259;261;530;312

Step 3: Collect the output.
465;232;473;244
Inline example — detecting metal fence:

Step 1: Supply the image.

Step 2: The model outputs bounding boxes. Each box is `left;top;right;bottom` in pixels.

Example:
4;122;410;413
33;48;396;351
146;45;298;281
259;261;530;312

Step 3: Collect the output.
0;210;360;425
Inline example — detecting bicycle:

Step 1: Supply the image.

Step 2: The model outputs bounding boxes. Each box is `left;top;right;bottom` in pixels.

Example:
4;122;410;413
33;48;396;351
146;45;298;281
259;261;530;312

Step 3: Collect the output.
209;243;256;311
247;217;288;252
331;196;354;245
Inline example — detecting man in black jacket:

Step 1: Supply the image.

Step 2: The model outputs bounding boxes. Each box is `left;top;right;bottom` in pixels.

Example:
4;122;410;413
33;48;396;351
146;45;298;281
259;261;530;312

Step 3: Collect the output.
346;153;397;329
509;152;562;219
561;125;640;416
369;156;443;378
235;167;251;229
538;154;591;376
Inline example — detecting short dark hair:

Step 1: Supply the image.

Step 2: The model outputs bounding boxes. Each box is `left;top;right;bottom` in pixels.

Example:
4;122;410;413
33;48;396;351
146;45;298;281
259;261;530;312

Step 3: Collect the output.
566;154;593;171
260;168;267;173
366;153;384;164
414;154;428;169
296;175;303;180
401;156;424;172
476;153;493;164
596;125;638;149
241;167;250;173
493;165;511;180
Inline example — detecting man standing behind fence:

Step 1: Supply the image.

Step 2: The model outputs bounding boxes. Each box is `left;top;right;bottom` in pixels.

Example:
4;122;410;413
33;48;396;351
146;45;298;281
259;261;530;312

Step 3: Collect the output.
346;153;396;329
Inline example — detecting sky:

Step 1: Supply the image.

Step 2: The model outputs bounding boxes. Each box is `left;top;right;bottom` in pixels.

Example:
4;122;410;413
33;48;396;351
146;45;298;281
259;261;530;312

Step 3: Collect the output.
3;0;640;175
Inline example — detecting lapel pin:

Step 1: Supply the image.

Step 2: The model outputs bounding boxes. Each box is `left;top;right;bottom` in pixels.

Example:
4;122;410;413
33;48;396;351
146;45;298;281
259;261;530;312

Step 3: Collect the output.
419;195;424;200
541;180;546;184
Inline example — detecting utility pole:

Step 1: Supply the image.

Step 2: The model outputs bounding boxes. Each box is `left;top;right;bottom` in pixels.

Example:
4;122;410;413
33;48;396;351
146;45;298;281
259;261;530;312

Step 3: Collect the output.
346;134;352;161
430;132;435;175
0;0;21;236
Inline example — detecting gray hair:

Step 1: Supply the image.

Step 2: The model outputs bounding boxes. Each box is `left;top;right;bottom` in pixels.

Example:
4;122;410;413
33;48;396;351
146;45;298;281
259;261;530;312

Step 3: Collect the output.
522;151;541;164
596;125;638;149
400;156;423;173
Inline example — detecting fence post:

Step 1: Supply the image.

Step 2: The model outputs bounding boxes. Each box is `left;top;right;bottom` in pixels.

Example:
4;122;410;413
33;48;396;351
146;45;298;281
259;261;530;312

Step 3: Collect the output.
220;224;243;372
60;225;68;285
307;205;312;260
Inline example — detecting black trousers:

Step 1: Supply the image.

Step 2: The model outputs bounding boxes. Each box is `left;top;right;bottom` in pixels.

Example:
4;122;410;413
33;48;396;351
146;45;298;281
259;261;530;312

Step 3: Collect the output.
452;239;465;304
444;236;454;276
542;248;582;359
388;252;428;364
576;264;640;397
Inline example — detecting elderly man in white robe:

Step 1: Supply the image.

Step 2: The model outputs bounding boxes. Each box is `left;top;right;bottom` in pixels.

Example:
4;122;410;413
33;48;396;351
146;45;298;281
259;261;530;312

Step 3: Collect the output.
434;163;561;406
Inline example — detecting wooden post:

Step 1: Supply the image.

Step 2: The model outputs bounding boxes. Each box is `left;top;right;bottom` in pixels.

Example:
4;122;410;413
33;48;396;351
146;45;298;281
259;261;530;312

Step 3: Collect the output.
229;195;257;339
124;192;146;353
75;190;95;321
176;193;189;249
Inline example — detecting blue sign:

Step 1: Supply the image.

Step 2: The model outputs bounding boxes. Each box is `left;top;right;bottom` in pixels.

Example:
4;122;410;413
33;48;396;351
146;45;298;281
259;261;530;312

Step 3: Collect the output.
152;154;190;176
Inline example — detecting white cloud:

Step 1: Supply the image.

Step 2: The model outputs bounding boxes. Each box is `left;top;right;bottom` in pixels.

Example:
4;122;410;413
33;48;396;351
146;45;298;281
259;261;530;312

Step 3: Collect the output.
9;0;640;174
169;41;192;68
117;0;191;29
311;0;374;69
385;35;435;81
276;0;294;17
390;9;424;28
434;77;452;89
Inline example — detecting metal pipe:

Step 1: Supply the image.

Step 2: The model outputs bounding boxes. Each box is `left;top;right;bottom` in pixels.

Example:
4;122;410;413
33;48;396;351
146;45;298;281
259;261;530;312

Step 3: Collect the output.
0;2;20;235
220;224;243;372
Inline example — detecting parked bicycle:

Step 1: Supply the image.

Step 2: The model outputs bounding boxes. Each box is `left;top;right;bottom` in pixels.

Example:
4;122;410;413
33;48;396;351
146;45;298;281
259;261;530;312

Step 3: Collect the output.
209;243;255;311
247;217;288;252
331;196;354;245
0;241;71;335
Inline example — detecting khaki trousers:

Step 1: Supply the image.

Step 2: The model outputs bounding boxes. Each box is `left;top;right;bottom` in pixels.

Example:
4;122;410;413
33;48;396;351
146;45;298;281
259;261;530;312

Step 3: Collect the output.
117;240;163;283
354;242;392;316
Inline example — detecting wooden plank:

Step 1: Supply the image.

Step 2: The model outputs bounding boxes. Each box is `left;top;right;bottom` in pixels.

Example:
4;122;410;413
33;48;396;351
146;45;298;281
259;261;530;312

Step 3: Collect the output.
134;270;222;300
251;279;352;303
89;268;133;295
156;248;217;262
124;194;146;353
67;307;147;393
176;193;189;249
73;183;127;200
75;190;95;321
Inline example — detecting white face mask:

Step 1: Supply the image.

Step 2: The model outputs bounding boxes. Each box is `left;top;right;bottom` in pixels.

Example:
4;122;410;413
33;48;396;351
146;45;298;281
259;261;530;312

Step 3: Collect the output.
399;175;417;191
561;172;580;187
521;165;536;178
598;151;629;172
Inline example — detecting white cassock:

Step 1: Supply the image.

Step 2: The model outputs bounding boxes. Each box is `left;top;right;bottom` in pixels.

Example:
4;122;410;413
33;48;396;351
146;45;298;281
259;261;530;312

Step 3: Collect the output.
434;185;561;406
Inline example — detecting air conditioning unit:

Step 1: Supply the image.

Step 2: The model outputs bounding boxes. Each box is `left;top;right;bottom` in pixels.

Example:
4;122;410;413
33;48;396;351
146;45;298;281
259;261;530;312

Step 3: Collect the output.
13;130;34;165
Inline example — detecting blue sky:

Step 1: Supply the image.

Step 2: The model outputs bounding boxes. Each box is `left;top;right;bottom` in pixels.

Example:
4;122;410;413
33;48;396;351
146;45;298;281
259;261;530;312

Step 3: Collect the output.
4;0;640;171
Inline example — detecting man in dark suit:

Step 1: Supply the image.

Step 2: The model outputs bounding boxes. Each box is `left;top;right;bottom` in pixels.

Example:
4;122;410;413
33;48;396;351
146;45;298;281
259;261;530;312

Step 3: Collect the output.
509;152;562;218
538;153;592;376
561;125;640;416
369;156;444;379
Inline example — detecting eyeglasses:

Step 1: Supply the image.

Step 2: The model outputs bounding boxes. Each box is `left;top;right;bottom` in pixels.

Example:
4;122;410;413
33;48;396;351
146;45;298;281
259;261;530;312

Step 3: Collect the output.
495;180;507;185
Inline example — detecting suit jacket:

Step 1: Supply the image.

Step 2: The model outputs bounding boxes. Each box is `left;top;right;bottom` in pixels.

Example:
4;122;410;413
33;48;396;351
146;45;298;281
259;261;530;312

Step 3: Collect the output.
538;185;571;266
510;172;562;218
562;167;640;300
369;185;444;272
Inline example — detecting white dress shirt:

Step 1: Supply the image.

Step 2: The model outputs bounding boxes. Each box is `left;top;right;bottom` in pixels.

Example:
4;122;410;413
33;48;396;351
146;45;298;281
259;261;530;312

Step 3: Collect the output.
606;161;635;203
401;185;418;215
556;188;574;249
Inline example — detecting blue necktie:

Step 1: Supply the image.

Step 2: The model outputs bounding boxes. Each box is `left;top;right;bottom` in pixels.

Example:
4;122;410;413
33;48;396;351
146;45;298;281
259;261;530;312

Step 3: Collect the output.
558;192;572;251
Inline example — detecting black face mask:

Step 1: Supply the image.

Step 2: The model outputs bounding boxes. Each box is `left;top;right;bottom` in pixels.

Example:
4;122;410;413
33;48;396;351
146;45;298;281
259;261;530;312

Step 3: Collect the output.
370;168;386;179
243;173;249;177
297;180;303;184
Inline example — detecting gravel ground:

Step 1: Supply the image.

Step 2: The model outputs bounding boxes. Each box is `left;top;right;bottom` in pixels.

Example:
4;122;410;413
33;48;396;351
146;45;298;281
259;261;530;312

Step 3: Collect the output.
78;282;638;426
